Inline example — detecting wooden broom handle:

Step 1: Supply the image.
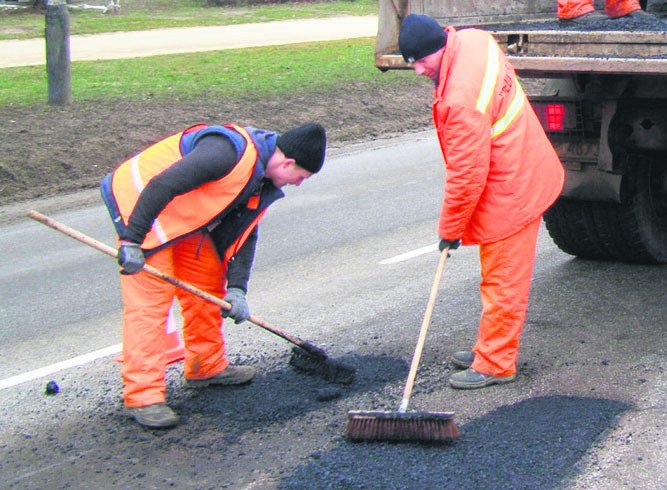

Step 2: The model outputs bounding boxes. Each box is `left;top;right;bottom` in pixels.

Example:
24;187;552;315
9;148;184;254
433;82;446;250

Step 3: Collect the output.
26;210;310;348
398;247;449;412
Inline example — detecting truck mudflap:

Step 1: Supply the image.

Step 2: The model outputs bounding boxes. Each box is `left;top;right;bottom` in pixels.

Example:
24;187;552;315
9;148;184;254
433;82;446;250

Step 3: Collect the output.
560;163;622;203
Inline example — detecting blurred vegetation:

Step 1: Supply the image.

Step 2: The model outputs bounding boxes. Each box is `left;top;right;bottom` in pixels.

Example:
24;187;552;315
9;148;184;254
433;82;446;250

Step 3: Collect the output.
0;0;376;39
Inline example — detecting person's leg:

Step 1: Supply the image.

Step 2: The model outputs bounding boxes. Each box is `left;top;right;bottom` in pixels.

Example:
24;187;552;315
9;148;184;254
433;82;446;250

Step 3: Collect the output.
173;233;229;380
120;246;176;408
471;216;542;378
605;0;642;17
557;0;595;19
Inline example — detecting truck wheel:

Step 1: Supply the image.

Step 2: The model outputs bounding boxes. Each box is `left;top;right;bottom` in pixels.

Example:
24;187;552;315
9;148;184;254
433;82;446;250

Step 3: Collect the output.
610;160;667;263
544;160;667;263
543;199;614;261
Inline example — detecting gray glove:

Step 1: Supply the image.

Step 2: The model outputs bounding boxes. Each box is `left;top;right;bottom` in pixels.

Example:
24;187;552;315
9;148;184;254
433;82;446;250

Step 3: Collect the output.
438;238;461;252
118;240;145;275
222;287;251;324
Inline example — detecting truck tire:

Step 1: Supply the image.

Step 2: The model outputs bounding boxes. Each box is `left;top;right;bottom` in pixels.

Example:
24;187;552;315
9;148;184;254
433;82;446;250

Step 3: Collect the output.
544;160;667;264
543;199;614;261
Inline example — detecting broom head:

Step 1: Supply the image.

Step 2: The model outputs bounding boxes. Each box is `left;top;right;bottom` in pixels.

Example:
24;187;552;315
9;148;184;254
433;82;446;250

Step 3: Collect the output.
289;346;356;385
346;409;459;442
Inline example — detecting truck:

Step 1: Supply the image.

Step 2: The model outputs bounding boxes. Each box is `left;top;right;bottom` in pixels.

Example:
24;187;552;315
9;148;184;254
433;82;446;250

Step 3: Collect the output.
375;0;667;263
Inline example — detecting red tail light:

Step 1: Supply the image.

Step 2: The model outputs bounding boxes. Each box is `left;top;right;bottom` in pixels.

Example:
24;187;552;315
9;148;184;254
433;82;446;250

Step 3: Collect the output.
546;104;566;131
533;101;577;132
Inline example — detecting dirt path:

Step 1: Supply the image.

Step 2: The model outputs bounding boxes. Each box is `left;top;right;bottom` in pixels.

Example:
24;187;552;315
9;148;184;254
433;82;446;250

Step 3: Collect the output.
0;15;378;67
0;78;435;211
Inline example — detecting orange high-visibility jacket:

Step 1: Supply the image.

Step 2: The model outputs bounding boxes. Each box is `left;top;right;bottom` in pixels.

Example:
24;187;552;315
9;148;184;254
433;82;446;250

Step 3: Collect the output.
434;27;564;245
108;124;264;252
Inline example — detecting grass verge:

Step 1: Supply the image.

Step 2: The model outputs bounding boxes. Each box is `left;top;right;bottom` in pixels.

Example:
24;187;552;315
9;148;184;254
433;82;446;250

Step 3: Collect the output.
0;38;419;107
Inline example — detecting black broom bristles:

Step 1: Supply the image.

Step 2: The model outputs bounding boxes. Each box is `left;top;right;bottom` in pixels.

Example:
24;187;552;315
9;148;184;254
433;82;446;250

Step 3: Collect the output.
346;410;460;442
289;346;356;385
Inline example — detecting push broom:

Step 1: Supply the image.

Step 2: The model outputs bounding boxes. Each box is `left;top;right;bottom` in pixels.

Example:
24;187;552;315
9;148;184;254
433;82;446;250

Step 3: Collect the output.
346;248;460;442
28;210;355;385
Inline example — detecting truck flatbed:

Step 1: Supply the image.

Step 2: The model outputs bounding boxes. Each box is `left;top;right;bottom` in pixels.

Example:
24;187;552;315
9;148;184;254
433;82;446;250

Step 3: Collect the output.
376;18;667;76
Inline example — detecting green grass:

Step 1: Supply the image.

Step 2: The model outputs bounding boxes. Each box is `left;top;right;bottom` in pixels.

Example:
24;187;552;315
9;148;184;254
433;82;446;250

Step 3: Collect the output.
0;0;377;40
0;38;418;107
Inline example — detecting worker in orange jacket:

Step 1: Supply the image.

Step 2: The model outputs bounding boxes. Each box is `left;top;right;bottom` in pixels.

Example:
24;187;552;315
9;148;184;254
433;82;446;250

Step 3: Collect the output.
399;15;565;389
101;122;326;427
558;0;650;22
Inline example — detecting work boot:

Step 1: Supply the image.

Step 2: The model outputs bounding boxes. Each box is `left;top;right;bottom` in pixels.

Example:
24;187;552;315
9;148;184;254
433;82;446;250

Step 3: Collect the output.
614;9;652;19
647;0;667;18
559;11;608;25
451;351;475;369
125;403;180;429
185;365;256;387
449;368;516;390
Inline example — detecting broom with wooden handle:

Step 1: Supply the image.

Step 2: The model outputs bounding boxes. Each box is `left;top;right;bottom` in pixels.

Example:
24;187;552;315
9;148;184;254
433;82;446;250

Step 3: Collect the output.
346;247;459;442
28;210;355;385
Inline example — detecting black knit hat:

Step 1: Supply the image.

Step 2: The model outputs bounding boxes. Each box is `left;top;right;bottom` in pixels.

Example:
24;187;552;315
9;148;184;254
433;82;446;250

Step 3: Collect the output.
276;123;327;174
399;14;447;63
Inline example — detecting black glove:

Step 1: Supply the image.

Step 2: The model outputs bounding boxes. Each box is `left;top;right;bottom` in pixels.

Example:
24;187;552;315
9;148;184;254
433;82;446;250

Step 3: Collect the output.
118;240;145;275
438;238;461;252
222;287;251;324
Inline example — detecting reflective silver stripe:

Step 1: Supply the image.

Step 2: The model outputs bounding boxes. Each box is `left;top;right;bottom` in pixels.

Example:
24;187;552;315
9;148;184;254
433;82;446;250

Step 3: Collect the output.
491;81;525;138
131;155;168;245
130;155;144;193
475;38;500;115
152;215;169;245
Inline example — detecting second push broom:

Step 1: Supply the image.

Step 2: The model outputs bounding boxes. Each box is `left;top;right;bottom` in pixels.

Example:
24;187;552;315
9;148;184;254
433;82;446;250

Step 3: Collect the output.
346;247;460;442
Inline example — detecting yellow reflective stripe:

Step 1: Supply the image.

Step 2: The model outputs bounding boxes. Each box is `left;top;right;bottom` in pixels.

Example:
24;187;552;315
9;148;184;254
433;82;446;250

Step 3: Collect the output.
131;154;169;245
475;38;500;115
473;35;526;139
491;80;525;138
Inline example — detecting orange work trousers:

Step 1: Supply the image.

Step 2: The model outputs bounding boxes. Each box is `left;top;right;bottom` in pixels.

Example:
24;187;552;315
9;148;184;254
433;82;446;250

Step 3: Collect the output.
557;0;641;18
120;232;229;408
471;216;542;377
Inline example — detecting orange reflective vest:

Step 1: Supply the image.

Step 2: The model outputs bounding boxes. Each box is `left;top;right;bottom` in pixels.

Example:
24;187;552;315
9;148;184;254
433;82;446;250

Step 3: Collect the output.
107;124;265;253
434;27;564;245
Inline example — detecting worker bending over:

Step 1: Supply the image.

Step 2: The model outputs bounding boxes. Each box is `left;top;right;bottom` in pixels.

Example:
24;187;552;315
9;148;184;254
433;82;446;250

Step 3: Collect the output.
101;122;326;427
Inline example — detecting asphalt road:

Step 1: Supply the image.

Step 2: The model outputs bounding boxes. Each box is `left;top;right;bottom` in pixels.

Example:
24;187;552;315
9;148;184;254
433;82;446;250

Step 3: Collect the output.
1;131;666;489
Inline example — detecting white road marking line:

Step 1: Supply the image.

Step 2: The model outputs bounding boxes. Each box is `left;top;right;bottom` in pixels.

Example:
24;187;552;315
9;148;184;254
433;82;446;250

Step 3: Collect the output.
3;244;437;390
0;344;121;391
379;243;438;265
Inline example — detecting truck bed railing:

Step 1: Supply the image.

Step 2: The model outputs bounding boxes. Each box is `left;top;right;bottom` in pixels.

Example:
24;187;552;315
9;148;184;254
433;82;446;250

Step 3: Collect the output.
376;29;667;76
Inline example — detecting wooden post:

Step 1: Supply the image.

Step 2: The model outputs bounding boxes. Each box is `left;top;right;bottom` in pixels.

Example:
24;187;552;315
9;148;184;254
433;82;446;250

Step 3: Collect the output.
45;0;71;105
